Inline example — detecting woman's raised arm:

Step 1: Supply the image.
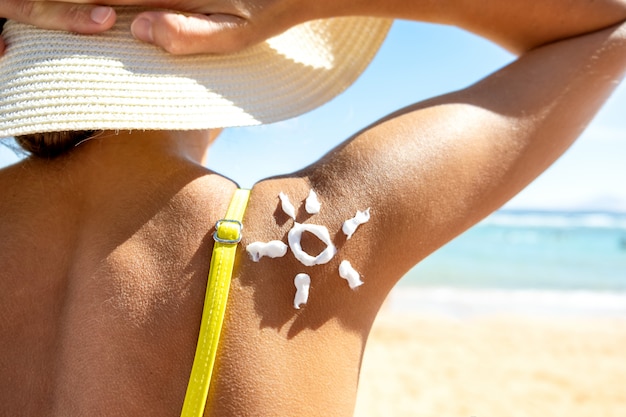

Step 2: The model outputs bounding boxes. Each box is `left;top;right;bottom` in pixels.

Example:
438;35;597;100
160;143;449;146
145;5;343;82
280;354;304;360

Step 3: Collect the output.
297;21;626;287
344;0;626;53
3;0;625;55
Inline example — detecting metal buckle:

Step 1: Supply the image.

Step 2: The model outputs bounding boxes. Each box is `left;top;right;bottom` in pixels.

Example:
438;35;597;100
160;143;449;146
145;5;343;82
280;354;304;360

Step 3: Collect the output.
213;219;243;244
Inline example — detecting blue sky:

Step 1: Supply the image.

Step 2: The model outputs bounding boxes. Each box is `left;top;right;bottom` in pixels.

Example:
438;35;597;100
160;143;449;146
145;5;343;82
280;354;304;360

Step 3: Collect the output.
2;20;625;211
209;20;626;211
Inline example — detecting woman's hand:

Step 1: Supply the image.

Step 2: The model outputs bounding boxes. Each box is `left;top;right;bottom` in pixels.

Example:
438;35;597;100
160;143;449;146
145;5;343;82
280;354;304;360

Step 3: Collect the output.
0;0;116;55
125;0;304;56
0;0;315;55
3;0;626;56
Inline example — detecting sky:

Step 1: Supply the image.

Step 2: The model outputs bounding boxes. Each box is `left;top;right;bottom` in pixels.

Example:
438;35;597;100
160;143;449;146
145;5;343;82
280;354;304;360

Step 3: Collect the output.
1;20;625;212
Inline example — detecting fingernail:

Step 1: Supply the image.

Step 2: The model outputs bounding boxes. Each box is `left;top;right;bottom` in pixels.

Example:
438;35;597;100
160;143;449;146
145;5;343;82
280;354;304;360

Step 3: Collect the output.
131;18;154;43
90;6;113;25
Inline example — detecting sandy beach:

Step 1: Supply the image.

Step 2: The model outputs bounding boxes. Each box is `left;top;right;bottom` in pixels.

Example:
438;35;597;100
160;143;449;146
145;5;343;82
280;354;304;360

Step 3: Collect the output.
354;290;626;417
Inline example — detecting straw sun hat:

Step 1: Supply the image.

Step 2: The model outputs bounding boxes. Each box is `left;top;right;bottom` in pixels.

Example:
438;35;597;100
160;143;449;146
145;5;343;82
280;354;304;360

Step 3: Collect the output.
0;7;392;138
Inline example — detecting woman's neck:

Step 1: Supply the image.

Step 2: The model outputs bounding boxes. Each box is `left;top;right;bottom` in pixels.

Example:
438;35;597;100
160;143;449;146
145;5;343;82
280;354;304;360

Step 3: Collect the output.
74;129;215;166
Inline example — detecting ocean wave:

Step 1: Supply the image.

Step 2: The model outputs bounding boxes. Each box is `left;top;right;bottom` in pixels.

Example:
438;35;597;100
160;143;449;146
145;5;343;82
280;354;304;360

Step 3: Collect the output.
386;287;626;318
482;211;626;230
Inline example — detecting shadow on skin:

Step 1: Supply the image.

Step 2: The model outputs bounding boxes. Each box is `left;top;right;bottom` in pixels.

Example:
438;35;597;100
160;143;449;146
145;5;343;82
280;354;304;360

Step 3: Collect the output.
235;193;388;341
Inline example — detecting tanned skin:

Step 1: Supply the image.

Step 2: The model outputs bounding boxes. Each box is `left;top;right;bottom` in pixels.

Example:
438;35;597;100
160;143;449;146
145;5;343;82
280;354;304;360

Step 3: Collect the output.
1;1;626;415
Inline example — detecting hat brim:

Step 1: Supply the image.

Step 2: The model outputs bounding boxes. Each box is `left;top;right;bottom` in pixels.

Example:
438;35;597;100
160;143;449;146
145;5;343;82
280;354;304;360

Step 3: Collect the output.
0;7;392;138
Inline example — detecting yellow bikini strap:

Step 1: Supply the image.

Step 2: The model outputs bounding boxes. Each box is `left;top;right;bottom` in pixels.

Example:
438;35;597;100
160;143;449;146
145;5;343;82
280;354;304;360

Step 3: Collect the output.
181;188;251;417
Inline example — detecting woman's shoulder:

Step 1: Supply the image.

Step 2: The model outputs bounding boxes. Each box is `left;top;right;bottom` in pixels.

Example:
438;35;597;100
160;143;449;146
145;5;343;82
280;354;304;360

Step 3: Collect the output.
239;175;399;316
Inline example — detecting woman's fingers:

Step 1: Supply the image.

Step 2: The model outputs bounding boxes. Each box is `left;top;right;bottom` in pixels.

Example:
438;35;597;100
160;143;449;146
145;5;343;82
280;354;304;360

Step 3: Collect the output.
1;0;302;56
1;1;116;33
131;11;255;55
0;1;116;55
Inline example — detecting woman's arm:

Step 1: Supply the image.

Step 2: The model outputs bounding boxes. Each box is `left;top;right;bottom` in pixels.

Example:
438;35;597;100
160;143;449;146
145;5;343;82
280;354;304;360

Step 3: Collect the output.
298;21;626;286
7;0;625;55
337;0;626;53
128;0;626;54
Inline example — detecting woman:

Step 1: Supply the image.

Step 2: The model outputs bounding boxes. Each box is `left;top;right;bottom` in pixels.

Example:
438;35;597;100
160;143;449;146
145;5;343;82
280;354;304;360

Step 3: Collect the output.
1;1;625;416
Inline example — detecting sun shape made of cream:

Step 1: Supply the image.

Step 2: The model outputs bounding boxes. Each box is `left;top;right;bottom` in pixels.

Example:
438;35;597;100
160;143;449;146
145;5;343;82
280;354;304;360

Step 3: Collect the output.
246;189;370;309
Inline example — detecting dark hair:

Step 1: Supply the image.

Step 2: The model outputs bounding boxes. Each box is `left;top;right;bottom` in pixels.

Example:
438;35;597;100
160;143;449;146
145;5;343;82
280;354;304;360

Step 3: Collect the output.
15;131;97;159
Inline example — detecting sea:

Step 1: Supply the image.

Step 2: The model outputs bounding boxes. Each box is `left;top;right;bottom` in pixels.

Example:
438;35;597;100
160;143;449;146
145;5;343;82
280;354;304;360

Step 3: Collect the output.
388;210;626;318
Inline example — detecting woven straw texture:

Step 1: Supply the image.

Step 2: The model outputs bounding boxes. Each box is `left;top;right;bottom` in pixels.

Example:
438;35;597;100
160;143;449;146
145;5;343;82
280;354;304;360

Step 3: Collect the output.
0;7;391;137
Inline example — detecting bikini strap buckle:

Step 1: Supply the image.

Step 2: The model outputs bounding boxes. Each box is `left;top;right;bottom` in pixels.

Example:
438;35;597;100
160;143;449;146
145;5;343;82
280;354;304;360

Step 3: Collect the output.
213;219;243;244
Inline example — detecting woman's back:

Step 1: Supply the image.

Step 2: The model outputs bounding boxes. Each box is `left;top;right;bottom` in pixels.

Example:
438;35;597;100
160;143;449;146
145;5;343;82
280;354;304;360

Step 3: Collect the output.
0;133;385;416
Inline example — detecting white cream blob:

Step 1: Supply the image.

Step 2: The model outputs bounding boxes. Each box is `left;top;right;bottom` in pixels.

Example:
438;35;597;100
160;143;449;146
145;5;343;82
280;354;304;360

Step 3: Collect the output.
305;189;321;214
339;260;363;289
288;222;337;267
279;192;296;220
342;208;371;239
246;240;288;262
293;273;311;309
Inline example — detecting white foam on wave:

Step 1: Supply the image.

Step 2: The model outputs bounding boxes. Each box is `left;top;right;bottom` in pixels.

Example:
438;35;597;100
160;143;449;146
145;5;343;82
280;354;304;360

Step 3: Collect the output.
386;287;626;319
482;211;626;230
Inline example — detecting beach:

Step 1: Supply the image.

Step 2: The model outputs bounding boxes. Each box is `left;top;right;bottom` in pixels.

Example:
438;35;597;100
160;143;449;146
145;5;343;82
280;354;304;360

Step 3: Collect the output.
354;289;626;417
